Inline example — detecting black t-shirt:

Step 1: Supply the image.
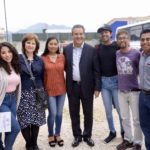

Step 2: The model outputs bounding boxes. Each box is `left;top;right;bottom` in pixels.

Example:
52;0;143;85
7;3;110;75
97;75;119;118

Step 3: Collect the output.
97;42;119;77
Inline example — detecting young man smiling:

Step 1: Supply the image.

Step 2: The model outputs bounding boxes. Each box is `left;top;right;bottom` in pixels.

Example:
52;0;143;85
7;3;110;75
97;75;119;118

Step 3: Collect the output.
116;30;143;150
96;24;124;143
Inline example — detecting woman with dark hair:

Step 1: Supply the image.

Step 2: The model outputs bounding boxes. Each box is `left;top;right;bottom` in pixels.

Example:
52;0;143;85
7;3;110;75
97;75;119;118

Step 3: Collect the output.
17;33;46;150
42;37;66;147
0;42;21;150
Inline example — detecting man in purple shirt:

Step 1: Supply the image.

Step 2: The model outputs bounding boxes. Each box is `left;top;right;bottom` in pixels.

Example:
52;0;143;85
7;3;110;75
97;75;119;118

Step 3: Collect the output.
116;30;143;150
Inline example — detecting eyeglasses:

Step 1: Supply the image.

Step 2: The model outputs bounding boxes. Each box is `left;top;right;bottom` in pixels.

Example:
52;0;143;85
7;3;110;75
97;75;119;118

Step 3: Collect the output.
117;37;129;41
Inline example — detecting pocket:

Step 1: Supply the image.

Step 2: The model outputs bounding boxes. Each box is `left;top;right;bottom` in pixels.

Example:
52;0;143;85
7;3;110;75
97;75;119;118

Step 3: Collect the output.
102;76;118;89
145;63;150;73
111;77;118;86
101;77;109;88
144;63;150;82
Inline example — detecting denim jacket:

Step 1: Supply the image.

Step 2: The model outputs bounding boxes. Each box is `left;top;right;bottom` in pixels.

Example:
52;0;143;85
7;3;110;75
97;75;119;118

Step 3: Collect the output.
19;54;44;91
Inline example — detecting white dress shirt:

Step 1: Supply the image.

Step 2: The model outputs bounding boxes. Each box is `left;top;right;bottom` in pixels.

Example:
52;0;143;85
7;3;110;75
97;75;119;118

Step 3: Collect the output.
72;43;84;81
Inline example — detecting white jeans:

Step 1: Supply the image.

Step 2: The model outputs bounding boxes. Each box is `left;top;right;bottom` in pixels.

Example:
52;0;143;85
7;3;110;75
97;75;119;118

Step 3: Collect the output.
118;91;143;144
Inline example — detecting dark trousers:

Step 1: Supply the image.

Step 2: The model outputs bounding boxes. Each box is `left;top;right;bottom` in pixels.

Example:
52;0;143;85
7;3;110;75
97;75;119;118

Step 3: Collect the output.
139;92;150;150
0;133;4;149
21;124;39;147
68;82;93;139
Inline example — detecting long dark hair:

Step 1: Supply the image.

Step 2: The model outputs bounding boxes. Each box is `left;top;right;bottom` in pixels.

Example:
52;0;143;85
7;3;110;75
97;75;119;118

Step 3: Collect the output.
42;36;60;56
0;42;20;74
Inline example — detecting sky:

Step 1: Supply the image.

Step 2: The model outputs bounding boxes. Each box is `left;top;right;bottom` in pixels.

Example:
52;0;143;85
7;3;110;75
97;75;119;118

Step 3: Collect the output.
0;0;150;32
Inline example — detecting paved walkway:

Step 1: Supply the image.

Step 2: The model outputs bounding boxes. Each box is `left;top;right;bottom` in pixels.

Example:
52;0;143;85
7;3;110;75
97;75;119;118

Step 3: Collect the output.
13;95;145;150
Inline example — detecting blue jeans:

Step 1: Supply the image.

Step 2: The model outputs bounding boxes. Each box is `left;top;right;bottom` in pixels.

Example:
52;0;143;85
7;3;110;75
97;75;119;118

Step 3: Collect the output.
101;76;123;133
47;94;65;136
0;93;20;150
139;92;150;150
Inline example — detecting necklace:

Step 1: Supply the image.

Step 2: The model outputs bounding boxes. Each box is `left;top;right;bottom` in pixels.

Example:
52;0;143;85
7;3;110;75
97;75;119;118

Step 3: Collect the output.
49;54;57;58
48;54;57;63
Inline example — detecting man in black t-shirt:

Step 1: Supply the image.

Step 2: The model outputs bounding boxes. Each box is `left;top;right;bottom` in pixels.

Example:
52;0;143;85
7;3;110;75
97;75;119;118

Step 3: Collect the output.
96;24;124;143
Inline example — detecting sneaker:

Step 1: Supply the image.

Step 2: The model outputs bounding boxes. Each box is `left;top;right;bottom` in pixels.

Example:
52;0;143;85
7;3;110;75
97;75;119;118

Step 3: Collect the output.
104;131;116;143
117;140;133;150
132;144;141;150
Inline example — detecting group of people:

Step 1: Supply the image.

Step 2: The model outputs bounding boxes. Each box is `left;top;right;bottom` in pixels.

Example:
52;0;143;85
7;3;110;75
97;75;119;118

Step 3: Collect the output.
96;25;150;150
0;34;66;150
0;24;150;150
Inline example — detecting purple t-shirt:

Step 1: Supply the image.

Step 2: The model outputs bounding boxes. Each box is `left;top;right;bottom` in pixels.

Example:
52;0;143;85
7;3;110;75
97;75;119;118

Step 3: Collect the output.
116;49;140;91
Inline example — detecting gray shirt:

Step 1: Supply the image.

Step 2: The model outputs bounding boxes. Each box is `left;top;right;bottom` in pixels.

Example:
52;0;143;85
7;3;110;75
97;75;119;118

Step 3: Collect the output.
139;53;150;90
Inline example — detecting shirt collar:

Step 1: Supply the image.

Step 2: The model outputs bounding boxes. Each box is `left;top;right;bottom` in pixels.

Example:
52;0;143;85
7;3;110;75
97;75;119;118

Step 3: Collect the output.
73;42;84;49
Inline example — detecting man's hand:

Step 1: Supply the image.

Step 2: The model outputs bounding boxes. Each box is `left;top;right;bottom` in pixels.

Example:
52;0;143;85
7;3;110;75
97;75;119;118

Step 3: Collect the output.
94;90;100;98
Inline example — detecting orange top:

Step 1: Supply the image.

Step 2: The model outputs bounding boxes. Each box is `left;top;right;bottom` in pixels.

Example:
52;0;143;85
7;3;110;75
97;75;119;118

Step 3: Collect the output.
42;54;66;96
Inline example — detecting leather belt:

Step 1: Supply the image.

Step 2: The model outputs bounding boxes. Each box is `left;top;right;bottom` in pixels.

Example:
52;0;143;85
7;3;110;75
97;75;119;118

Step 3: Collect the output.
6;91;16;95
141;89;150;95
120;89;140;93
73;81;81;85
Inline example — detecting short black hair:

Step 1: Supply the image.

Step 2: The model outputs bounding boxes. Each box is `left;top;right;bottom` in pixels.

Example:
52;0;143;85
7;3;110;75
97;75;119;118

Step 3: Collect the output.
140;29;150;38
